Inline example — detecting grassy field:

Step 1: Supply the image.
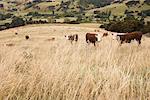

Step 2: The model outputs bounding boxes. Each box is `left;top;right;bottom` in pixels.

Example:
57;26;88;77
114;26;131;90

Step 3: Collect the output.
0;24;150;100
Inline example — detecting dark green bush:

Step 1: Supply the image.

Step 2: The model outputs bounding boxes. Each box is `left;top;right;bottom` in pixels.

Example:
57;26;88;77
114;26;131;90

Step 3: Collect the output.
144;0;150;5
141;22;150;34
141;9;150;16
0;13;13;20
96;11;111;17
10;17;25;28
64;12;75;17
125;1;140;7
101;16;144;33
27;12;40;17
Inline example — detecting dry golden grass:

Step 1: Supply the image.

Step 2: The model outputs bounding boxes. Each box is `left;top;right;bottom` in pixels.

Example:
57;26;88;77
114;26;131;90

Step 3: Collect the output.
0;24;150;100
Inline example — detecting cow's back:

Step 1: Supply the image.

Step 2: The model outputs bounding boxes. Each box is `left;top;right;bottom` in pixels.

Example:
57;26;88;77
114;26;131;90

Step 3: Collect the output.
86;33;97;41
127;32;142;40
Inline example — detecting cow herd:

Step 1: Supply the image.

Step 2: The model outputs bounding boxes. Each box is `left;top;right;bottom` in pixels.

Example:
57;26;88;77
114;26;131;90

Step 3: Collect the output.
65;31;143;46
14;30;143;47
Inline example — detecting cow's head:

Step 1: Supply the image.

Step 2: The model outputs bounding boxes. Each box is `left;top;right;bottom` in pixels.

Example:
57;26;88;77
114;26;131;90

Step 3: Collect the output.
102;32;108;37
95;34;102;42
111;33;117;40
111;33;121;41
65;35;73;40
65;35;69;40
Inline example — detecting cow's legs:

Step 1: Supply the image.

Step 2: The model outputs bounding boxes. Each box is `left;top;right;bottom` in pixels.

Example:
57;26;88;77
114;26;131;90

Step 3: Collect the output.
70;40;73;44
137;39;141;45
126;39;131;43
119;40;123;46
86;39;89;43
94;42;96;46
128;40;131;43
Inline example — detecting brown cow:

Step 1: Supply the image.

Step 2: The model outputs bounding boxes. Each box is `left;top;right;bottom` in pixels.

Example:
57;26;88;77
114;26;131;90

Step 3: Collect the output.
113;32;143;45
86;33;102;46
65;34;78;44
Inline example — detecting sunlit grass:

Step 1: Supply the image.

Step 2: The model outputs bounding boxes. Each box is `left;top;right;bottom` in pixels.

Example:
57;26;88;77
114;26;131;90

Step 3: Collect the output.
0;24;149;100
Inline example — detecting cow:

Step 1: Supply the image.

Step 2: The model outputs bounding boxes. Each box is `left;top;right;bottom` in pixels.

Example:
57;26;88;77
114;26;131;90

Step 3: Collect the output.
15;32;18;35
86;33;102;46
25;35;30;40
112;32;143;45
65;34;78;44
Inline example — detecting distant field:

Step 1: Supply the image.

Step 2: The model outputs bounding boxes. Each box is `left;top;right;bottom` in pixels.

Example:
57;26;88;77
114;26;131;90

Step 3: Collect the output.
87;2;150;16
0;24;149;99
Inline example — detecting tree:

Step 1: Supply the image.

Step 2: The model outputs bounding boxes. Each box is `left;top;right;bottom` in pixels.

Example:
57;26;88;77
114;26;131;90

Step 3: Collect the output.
101;16;145;33
10;17;25;27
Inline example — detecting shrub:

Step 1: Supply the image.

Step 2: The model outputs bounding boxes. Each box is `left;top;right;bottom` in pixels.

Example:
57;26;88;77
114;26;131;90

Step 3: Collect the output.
101;16;144;33
64;18;71;23
0;13;13;20
10;17;25;28
95;12;111;19
47;17;56;23
125;1;140;7
27;12;40;17
141;22;150;34
141;9;150;17
0;14;5;20
68;21;80;24
0;25;7;31
64;12;75;17
144;0;150;5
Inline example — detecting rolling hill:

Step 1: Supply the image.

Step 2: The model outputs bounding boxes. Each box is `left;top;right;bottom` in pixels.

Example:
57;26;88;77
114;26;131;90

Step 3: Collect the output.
0;0;149;26
86;0;150;16
0;0;149;15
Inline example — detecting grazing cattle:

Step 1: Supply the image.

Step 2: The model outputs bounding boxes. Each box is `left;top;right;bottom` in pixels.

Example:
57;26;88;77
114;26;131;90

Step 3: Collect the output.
86;33;102;46
25;35;30;40
65;34;78;43
112;32;143;45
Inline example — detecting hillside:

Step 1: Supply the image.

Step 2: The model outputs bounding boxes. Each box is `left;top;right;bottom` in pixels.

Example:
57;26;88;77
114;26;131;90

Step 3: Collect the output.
0;0;149;15
87;0;150;16
0;0;150;31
